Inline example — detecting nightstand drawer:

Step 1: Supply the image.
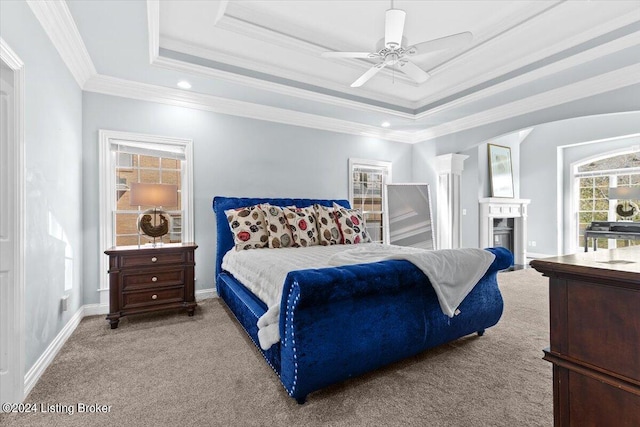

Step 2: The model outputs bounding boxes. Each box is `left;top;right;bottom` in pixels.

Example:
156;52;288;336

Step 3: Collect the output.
105;243;197;328
122;287;185;309
122;269;184;290
119;251;187;268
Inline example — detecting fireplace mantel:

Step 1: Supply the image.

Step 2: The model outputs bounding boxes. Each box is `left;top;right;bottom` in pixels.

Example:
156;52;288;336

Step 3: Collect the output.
479;198;531;266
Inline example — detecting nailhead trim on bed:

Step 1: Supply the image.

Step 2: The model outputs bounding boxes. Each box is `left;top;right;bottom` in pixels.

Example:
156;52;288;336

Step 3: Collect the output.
285;281;301;397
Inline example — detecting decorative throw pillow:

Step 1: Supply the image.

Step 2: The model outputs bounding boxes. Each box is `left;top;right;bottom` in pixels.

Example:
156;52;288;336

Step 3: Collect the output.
260;203;295;248
313;204;341;245
225;205;269;250
283;206;319;247
333;202;371;244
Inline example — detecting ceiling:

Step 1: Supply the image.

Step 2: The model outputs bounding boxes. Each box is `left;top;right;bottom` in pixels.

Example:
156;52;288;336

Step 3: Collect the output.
48;1;640;143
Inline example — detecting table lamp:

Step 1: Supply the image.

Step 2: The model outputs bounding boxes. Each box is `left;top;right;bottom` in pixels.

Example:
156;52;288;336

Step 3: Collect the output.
609;186;640;221
129;182;178;246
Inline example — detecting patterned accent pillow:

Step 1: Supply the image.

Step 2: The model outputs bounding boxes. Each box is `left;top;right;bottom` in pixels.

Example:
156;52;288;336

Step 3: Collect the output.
313;204;341;246
225;205;269;250
260;203;295;248
333;202;371;244
283;206;319;247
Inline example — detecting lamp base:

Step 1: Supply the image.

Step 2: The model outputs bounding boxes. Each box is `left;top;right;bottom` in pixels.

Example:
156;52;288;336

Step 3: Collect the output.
616;201;638;221
137;208;173;244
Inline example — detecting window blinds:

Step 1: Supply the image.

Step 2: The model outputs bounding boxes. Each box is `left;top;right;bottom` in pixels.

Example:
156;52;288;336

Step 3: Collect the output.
111;139;186;161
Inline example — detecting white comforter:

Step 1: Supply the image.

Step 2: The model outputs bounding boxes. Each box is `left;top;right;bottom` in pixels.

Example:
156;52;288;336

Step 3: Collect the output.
222;243;495;350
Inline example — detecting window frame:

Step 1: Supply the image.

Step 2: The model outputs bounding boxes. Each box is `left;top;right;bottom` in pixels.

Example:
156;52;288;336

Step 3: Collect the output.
348;158;392;243
98;130;193;302
571;146;640;252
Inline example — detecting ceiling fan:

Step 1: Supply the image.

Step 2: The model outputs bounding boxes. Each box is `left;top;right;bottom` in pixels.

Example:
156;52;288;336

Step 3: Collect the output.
322;1;473;87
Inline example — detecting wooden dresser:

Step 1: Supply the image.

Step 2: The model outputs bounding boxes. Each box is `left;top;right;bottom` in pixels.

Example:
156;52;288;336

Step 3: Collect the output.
531;246;640;426
105;243;197;329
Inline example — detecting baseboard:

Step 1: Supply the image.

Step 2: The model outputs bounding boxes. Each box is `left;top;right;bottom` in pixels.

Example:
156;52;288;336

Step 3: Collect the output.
527;252;555;259
196;288;216;300
22;292;215;400
23;306;84;397
83;302;109;316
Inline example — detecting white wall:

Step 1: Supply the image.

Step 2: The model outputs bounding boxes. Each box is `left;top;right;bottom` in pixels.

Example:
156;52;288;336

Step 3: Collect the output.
521;112;640;255
413;108;640;255
0;1;84;371
81;92;414;304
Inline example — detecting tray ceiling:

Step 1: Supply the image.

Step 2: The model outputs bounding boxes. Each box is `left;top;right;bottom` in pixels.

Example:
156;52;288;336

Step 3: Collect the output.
158;1;640;110
51;0;640;142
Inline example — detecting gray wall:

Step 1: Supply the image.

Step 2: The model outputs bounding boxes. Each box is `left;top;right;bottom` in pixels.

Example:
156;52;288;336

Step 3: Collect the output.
521;112;640;255
459;131;525;248
1;1;84;371
82;92;414;303
413;111;640;255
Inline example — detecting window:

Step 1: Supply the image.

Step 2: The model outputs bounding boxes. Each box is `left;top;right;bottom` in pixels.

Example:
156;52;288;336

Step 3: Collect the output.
113;148;182;246
349;159;392;243
99;130;193;300
574;150;640;250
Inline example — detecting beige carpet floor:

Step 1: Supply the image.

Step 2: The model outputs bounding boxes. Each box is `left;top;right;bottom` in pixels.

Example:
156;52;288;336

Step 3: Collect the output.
1;268;551;427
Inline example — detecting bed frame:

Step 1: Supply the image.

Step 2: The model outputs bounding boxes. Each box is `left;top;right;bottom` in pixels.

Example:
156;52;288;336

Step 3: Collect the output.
213;196;512;403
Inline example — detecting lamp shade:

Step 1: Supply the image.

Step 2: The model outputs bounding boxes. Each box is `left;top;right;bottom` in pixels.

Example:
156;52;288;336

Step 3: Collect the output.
609;186;640;200
129;183;178;207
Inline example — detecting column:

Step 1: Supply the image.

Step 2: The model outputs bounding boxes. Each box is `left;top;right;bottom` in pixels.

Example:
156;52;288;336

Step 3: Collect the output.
436;154;468;249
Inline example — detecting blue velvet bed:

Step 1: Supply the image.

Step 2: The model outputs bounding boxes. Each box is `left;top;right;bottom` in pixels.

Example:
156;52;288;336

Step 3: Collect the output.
213;196;512;403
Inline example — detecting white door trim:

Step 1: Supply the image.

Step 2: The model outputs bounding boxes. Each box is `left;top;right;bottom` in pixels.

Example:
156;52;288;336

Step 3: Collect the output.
0;37;26;404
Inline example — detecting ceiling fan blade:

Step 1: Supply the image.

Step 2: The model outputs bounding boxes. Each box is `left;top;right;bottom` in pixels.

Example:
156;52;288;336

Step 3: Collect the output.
385;8;406;48
398;61;430;83
351;62;388;87
322;52;376;59
409;31;473;56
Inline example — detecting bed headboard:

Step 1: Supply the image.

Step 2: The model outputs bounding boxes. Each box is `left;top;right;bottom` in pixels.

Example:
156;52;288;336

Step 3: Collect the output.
212;196;351;279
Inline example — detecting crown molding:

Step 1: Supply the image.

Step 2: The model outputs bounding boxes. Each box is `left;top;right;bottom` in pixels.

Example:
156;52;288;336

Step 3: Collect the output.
216;5;418;88
427;1;564;76
159;37;416;111
83;60;639;146
420;8;640;107
415;30;640;121
152;54;415;121
413;63;640;143
84;74;416;144
26;0;96;88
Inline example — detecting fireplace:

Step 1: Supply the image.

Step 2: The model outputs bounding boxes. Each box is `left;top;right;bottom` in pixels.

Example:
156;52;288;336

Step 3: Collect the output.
479;198;531;266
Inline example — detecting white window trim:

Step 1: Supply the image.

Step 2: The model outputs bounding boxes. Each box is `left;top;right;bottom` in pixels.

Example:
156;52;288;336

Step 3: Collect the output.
569;144;640;253
348;158;392;243
98;130;194;302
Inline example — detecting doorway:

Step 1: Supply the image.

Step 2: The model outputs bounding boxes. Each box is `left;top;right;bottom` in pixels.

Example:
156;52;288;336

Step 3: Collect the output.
0;40;25;405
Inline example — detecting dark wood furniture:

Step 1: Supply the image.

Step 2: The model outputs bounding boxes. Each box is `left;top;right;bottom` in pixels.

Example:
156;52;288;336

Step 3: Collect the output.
105;243;197;329
531;246;640;426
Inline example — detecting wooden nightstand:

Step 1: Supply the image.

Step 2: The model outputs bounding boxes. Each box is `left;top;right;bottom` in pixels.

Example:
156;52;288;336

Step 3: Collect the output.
104;243;198;329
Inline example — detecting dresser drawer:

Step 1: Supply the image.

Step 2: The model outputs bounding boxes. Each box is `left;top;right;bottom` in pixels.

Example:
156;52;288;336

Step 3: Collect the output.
122;287;185;309
122;268;184;290
118;251;187;268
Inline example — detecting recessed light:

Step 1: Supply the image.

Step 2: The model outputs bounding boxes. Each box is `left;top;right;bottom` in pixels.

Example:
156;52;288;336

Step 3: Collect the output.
177;81;192;89
381;121;391;128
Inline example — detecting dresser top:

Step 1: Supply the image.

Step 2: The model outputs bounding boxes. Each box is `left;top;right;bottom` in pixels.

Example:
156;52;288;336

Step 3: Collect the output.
105;242;197;254
530;246;640;285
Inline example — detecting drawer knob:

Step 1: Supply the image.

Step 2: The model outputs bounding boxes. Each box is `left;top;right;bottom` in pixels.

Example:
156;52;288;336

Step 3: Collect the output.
151;276;158;282
151;294;158;300
151;257;158;263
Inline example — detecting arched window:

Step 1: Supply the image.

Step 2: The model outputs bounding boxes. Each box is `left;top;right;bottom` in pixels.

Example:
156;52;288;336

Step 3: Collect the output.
574;150;640;250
